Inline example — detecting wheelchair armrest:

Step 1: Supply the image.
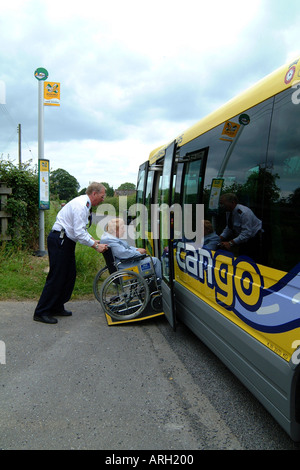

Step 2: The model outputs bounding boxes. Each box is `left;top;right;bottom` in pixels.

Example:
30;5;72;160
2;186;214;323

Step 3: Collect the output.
131;254;147;261
103;246;148;273
119;254;147;264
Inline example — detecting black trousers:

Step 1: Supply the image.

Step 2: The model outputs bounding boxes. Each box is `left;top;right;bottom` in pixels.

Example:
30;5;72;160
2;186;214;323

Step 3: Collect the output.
34;231;76;317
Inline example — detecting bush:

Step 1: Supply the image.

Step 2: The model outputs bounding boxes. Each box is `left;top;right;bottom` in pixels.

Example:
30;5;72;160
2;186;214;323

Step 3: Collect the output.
0;159;39;250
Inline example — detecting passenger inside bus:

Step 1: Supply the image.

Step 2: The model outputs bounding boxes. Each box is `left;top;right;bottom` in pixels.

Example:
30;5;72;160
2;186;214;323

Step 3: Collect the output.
171;220;220;251
218;193;263;261
202;220;220;250
101;218;162;279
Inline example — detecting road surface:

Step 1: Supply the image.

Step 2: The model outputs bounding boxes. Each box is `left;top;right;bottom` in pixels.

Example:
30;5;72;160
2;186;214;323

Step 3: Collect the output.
0;299;297;451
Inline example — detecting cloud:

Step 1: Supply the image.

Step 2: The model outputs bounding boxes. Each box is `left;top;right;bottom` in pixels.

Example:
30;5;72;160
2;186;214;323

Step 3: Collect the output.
42;137;156;190
0;0;300;191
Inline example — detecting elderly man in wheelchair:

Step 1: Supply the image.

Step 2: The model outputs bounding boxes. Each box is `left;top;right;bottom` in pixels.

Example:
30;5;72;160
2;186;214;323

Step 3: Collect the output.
93;218;162;321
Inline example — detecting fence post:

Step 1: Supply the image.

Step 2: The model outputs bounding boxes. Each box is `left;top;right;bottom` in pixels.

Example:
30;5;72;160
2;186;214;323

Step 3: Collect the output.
0;182;12;241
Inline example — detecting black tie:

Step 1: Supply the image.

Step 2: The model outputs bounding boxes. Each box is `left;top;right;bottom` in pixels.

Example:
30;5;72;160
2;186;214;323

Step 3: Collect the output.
88;208;92;228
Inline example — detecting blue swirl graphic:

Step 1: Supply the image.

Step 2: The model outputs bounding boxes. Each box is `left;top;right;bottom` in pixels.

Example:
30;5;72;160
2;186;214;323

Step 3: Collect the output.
233;263;300;333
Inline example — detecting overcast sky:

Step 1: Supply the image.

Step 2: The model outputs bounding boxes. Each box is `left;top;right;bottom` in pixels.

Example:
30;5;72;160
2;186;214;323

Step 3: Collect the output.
0;0;299;190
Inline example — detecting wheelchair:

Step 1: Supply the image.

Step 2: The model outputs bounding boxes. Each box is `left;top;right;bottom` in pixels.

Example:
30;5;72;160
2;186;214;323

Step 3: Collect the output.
93;247;163;323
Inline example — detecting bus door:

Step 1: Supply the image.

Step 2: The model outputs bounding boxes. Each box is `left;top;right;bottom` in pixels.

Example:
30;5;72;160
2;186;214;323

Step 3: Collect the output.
159;141;177;330
135;161;148;249
136;161;163;256
144;165;162;257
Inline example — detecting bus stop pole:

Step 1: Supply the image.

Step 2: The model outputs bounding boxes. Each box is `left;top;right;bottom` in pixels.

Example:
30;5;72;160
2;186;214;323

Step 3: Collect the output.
38;79;46;256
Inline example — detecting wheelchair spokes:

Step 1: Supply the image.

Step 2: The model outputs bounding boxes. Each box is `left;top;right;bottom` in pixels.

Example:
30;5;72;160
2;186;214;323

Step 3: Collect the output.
93;266;110;302
100;270;150;320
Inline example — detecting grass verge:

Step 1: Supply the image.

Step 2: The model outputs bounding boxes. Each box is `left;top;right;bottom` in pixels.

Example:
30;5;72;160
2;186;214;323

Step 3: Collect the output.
0;224;106;301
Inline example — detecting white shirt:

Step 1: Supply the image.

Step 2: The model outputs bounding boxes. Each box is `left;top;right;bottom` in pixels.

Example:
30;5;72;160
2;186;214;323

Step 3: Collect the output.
52;195;94;246
220;204;262;245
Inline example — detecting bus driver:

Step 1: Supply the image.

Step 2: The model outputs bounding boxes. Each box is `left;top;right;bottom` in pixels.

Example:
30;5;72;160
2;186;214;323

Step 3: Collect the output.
219;193;263;261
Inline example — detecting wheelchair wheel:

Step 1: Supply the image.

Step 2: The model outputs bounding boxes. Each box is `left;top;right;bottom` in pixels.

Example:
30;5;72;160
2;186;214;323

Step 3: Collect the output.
93;266;110;302
100;270;150;320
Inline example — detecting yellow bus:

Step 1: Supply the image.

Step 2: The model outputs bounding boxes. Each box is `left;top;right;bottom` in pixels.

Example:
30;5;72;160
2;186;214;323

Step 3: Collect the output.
136;58;300;441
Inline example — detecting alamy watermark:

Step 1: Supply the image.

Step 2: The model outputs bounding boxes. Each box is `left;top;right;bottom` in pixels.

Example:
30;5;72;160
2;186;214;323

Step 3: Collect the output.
0;340;6;364
95;199;205;246
291;340;300;365
291;80;300;105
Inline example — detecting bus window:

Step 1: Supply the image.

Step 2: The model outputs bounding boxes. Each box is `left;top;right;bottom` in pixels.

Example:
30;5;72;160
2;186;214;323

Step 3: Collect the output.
217;98;273;212
267;87;300;271
183;160;202;238
144;170;154;255
159;143;176;283
181;149;207;241
135;162;148;248
136;163;146;206
173;161;184;241
203;98;274;264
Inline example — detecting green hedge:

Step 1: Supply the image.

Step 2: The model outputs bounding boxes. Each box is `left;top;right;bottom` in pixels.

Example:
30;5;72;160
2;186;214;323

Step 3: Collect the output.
0;159;39;250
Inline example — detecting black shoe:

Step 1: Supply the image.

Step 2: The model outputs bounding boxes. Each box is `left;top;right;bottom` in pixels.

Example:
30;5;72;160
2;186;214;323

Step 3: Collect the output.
33;315;58;324
52;309;72;317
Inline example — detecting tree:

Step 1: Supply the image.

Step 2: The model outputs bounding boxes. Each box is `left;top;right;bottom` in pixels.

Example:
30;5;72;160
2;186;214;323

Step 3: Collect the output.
117;182;136;190
78;182;114;197
50;168;80;201
101;182;114;197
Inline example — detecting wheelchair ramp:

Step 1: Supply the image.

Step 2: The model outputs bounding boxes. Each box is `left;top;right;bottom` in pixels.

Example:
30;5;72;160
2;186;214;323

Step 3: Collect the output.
104;307;164;326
